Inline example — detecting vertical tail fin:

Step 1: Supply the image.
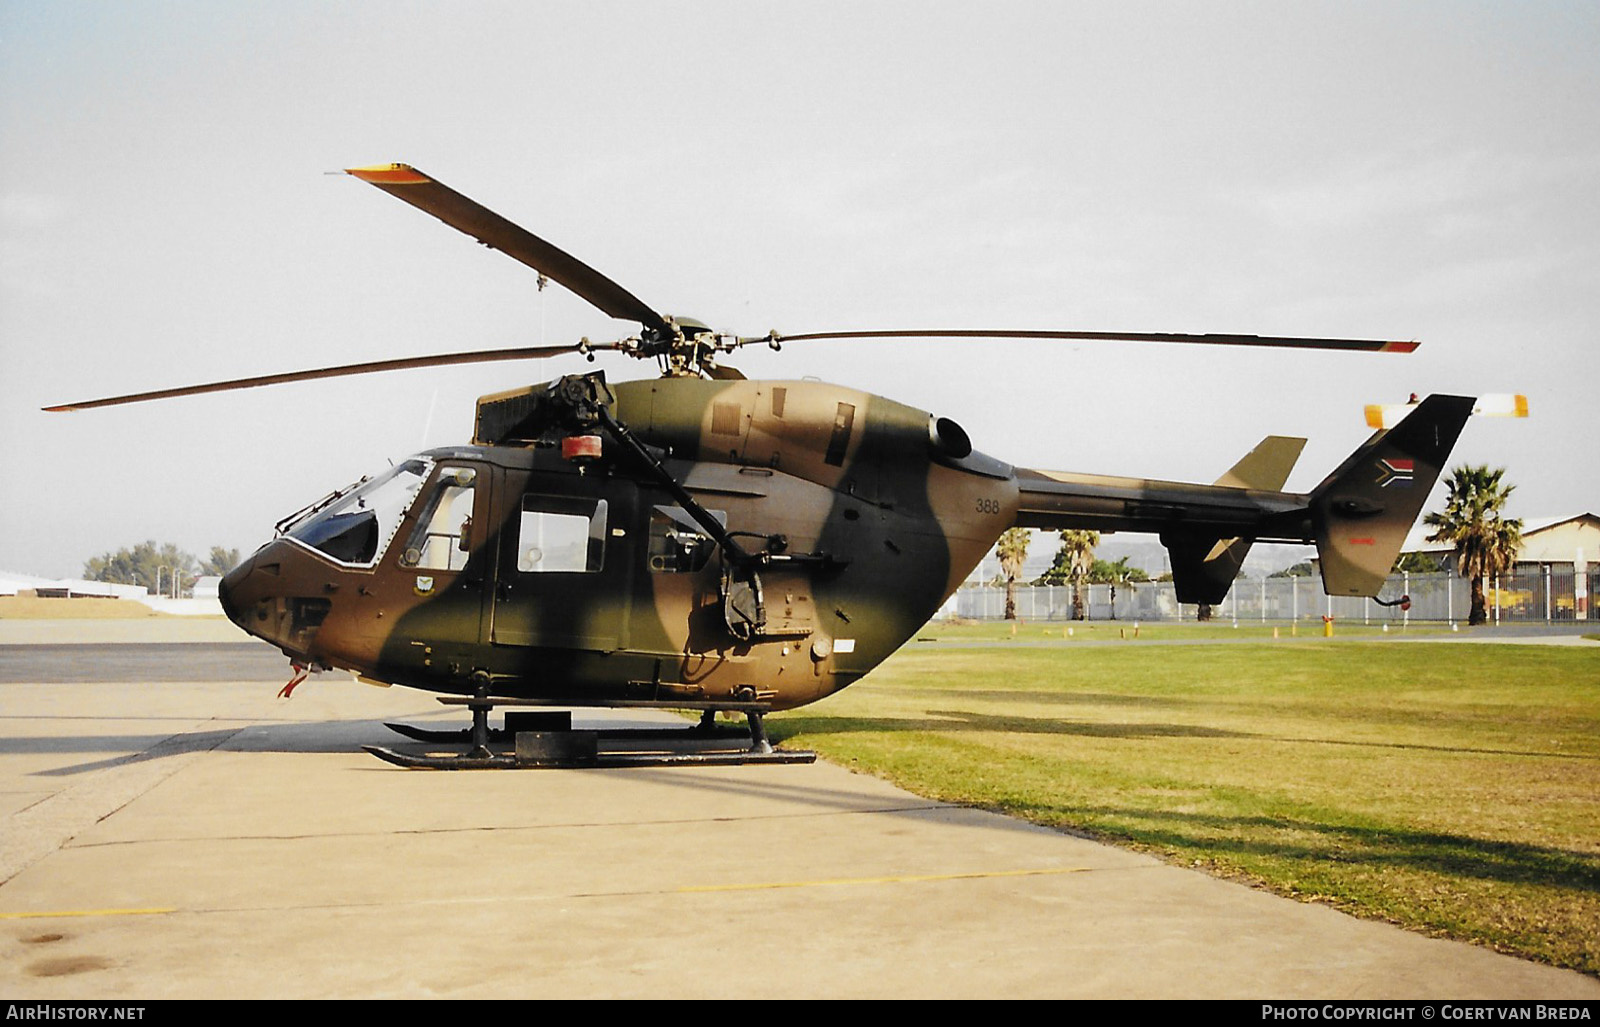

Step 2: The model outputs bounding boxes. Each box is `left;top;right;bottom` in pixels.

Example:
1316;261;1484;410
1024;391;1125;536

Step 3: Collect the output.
1311;395;1476;596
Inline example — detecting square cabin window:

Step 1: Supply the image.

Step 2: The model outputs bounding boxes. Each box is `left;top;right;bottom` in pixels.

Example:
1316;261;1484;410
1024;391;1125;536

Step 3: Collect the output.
516;495;607;573
401;467;478;572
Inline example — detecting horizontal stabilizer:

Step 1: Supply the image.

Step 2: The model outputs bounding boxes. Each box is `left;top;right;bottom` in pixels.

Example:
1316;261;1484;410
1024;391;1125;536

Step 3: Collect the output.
1162;436;1306;605
1313;395;1476;596
1215;435;1306;491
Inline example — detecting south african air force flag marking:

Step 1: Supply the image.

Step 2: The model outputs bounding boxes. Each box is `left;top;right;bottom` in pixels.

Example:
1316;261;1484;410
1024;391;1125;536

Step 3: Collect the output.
1376;458;1414;488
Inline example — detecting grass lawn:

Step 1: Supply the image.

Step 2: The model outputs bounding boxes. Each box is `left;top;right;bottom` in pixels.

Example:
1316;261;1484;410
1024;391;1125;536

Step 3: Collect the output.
919;618;1458;643
771;639;1600;975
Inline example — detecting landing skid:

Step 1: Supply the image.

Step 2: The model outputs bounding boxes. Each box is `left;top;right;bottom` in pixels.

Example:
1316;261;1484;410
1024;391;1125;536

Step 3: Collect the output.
381;717;749;746
369;696;815;770
362;745;816;770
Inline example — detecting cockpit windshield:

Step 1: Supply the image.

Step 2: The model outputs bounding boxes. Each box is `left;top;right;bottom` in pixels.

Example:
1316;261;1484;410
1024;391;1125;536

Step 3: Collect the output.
283;458;432;566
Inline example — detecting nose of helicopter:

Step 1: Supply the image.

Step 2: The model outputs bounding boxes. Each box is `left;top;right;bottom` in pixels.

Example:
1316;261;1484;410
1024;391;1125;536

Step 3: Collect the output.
217;547;284;645
215;542;330;665
217;552;256;633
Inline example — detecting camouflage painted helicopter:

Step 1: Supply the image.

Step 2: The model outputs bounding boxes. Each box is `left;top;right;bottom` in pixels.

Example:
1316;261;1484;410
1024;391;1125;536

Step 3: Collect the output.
48;164;1475;768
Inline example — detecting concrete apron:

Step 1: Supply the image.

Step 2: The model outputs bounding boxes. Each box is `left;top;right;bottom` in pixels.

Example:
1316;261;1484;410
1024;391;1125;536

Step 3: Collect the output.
1;676;1597;1000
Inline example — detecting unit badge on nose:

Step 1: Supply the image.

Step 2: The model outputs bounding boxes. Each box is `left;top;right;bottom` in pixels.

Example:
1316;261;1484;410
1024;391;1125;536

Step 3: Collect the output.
414;575;435;595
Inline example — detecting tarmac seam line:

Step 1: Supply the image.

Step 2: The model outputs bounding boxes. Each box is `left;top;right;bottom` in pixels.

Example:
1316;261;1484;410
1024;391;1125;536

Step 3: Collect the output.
674;865;1096;892
0;864;1160;920
0;722;244;887
55;802;955;849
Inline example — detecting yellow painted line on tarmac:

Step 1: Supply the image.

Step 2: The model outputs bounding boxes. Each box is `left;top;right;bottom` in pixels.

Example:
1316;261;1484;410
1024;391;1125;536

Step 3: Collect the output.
0;907;176;920
678;866;1090;893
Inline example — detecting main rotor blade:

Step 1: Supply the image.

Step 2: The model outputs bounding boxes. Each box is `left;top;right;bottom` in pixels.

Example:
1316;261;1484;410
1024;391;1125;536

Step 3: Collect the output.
347;164;672;337
43;341;621;412
761;329;1418;353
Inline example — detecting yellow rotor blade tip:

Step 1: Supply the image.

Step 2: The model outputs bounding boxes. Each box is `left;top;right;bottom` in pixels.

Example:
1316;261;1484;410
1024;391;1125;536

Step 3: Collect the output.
345;163;429;185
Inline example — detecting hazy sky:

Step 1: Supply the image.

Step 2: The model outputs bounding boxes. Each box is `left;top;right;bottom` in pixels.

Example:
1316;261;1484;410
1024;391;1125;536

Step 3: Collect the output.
2;1;1596;578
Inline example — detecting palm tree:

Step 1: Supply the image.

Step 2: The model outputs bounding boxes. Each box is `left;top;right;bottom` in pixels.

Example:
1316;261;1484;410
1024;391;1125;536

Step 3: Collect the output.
995;528;1031;620
1052;530;1100;620
1424;465;1523;626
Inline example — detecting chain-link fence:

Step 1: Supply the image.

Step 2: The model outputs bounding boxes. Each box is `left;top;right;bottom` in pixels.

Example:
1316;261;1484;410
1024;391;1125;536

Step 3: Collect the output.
952;568;1590;624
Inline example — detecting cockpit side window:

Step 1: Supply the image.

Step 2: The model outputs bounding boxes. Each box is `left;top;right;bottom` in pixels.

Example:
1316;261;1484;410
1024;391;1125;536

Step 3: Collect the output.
284;458;432;567
400;467;477;571
516;495;607;573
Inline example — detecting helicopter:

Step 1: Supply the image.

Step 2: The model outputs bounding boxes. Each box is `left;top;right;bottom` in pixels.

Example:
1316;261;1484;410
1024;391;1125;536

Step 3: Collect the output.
47;164;1476;769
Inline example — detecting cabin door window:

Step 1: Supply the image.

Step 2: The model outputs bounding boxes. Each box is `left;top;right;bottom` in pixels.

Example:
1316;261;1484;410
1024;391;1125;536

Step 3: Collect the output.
491;488;632;651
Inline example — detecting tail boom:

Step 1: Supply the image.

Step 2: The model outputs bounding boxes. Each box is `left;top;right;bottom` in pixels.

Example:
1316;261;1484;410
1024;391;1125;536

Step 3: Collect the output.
1012;396;1476;601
